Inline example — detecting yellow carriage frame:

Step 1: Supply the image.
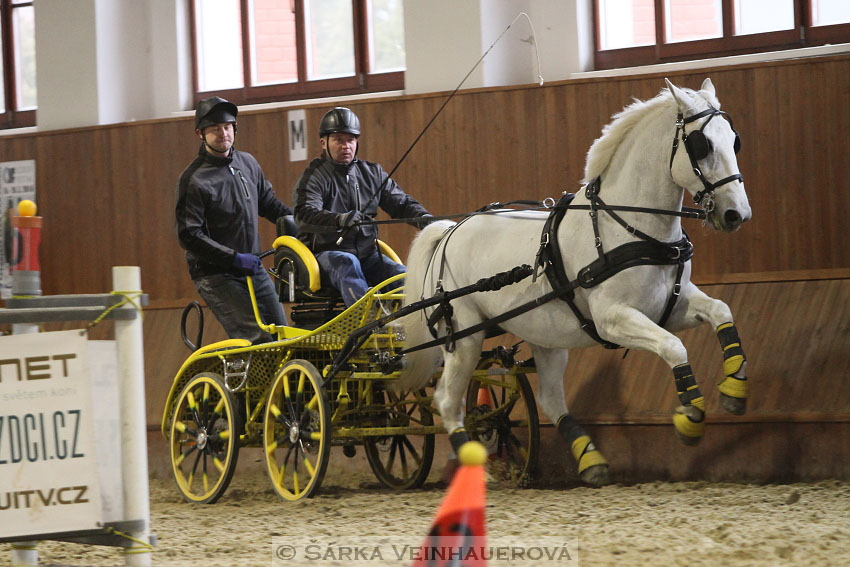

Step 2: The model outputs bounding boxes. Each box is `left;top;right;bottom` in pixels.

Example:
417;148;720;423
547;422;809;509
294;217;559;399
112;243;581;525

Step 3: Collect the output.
162;245;540;503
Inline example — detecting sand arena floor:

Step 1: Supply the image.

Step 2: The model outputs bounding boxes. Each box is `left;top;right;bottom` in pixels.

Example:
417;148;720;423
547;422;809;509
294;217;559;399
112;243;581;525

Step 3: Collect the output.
23;464;850;567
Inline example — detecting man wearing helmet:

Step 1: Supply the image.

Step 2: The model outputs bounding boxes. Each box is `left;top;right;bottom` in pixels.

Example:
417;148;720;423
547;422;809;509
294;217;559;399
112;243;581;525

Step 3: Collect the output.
176;96;292;343
293;107;432;307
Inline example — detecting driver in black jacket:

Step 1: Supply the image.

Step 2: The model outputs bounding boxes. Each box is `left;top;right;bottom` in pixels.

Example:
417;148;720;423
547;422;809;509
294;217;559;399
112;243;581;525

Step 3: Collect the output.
176;96;292;343
293;107;432;307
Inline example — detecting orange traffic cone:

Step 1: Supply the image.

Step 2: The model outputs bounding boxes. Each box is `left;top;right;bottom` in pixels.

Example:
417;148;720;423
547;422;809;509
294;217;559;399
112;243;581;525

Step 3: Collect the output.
412;441;489;567
477;384;494;407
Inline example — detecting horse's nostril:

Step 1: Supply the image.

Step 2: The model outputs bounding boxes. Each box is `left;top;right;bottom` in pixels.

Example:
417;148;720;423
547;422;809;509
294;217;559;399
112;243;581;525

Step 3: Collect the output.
724;209;742;226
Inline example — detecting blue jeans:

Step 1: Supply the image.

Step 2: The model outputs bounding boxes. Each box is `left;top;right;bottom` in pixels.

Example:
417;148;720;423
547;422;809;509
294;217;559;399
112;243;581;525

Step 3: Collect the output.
194;270;287;344
316;250;406;307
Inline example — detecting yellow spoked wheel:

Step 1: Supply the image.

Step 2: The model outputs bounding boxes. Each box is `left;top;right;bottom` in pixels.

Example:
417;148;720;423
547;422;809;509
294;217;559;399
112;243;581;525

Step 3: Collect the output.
363;388;435;490
264;360;331;501
170;372;240;504
465;360;539;488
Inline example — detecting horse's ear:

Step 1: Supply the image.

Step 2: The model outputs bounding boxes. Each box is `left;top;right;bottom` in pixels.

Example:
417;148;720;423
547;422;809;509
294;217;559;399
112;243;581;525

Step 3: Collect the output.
699;78;716;97
665;78;695;111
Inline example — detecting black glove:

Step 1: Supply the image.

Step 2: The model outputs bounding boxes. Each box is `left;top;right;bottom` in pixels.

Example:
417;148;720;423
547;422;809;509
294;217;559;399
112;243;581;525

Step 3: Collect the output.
232;252;261;275
338;210;368;229
415;214;434;228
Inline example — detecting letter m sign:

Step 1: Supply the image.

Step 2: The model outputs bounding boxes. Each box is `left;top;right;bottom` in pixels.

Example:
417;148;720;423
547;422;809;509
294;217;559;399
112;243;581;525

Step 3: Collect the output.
288;109;307;162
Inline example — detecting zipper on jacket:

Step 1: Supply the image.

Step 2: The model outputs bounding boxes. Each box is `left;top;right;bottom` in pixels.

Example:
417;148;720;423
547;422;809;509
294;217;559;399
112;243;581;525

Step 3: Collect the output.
231;166;250;199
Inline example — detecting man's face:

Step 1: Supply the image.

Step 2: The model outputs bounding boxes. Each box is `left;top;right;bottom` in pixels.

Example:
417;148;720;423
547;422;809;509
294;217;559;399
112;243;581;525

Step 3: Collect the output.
198;122;235;156
322;133;358;164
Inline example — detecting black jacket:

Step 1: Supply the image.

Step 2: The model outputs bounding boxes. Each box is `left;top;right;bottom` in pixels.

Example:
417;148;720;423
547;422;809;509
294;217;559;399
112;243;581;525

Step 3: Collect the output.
293;155;430;259
176;144;291;279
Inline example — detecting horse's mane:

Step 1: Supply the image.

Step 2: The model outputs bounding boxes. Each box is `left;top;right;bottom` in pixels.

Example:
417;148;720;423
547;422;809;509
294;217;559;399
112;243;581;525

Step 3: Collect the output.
582;90;676;184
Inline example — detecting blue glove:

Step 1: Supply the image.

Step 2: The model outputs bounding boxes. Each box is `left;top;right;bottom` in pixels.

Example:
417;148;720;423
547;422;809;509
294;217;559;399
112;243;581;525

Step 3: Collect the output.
338;210;368;229
232;252;261;275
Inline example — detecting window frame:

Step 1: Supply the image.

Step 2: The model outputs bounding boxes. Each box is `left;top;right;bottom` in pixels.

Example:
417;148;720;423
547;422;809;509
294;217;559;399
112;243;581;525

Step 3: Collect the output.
593;0;850;70
190;0;403;107
0;0;35;129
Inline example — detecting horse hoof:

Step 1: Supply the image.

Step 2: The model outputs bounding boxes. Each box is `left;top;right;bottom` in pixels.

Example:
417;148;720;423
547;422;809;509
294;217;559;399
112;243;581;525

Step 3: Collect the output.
672;405;705;446
580;464;610;487
720;393;747;415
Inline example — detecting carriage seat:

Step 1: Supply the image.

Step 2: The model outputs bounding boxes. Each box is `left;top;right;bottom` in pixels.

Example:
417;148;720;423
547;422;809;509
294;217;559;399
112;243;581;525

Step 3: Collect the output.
272;214;403;305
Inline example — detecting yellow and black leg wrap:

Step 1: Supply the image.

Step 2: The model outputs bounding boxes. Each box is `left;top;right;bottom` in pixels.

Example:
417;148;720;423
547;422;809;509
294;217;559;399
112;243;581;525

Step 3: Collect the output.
716;322;749;407
449;428;470;453
672;363;705;443
557;415;608;485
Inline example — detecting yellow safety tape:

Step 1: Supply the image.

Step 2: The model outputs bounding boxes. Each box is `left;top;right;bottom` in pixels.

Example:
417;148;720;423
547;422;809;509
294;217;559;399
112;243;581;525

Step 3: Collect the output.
105;527;155;553
88;291;144;329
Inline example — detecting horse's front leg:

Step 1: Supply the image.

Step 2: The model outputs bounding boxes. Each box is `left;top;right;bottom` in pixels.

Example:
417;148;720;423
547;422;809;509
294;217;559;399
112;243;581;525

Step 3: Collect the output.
533;346;609;486
668;282;748;415
595;304;706;444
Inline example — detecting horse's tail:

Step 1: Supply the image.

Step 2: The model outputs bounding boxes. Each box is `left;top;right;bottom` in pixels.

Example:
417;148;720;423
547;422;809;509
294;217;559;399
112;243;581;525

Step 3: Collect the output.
397;220;455;391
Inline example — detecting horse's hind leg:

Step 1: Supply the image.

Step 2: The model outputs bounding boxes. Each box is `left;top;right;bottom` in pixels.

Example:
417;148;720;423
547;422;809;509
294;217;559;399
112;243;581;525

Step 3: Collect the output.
594;304;707;444
533;346;610;486
669;283;748;415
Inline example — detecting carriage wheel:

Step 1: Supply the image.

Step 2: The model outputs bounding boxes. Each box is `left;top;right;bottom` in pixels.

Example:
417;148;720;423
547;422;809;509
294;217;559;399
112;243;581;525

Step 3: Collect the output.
465;360;540;488
170;372;240;503
364;388;435;490
264;360;331;501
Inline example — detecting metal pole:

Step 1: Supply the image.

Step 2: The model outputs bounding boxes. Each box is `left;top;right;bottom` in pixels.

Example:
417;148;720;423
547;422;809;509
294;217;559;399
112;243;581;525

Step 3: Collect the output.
112;266;152;566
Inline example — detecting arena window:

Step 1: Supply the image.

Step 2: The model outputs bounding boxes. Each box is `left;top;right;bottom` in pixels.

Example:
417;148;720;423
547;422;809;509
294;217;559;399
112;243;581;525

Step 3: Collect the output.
0;0;36;129
191;0;405;107
594;0;850;70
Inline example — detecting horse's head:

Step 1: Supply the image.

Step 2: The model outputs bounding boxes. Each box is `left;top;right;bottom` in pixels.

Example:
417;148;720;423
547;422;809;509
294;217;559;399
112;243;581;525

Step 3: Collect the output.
666;78;752;232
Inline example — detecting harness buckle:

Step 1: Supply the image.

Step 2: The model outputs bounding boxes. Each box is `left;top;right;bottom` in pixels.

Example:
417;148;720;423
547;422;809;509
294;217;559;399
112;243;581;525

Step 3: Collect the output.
594;236;602;249
673;282;681;296
543;197;555;209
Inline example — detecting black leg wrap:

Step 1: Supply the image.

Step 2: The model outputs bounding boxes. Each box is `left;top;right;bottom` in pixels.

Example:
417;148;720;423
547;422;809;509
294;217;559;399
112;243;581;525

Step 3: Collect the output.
673;363;702;406
557;414;586;445
448;428;470;453
718;323;746;363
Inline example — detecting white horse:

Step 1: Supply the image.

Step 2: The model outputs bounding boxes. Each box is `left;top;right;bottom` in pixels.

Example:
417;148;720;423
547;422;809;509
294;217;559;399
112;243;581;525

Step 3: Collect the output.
399;78;751;486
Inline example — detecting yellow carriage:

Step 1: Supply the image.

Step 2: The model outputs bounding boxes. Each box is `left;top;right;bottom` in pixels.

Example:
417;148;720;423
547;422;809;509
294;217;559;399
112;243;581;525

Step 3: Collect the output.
161;231;540;503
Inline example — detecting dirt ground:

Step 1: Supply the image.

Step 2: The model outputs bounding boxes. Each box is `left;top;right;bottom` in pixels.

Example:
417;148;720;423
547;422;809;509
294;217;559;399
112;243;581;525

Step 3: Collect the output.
19;462;850;567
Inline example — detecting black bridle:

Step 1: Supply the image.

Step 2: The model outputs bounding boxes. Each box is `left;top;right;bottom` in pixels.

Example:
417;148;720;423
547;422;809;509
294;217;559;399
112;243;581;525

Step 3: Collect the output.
669;106;743;208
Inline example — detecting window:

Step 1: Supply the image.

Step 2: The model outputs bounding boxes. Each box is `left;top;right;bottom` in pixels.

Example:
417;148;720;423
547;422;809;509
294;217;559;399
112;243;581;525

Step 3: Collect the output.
0;0;36;129
191;0;405;106
594;0;850;70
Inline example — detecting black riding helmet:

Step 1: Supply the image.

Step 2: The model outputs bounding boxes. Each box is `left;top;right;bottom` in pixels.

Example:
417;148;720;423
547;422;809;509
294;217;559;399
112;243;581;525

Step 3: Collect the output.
195;96;238;131
319;107;360;137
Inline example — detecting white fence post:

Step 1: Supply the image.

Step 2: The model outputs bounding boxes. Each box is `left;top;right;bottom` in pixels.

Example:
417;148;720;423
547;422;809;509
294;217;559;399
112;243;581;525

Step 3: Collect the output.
112;266;152;567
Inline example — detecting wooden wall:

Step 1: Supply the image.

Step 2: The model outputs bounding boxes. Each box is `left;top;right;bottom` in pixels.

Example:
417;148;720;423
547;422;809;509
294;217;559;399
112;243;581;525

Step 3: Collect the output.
2;53;848;481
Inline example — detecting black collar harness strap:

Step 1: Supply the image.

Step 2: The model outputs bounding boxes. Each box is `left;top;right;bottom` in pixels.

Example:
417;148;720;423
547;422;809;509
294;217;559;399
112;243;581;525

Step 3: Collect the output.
535;180;694;349
669;106;743;207
410;175;699;356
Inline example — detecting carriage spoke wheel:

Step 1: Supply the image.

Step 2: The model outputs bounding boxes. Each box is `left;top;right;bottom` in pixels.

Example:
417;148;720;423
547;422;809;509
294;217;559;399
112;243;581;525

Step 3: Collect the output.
364;388;435;490
170;372;240;503
264;360;330;501
465;360;539;488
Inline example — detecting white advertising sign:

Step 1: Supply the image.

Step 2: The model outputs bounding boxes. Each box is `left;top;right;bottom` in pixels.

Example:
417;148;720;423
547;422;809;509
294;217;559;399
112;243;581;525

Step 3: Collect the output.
0;330;104;539
289;109;307;162
0;160;37;300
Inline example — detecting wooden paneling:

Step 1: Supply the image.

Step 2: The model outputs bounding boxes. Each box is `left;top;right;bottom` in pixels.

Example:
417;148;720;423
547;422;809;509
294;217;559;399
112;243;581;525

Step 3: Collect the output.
0;54;846;302
1;53;848;480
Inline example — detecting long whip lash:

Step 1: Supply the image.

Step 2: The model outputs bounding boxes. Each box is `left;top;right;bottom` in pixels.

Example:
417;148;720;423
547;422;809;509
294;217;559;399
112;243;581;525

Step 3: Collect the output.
361;12;544;212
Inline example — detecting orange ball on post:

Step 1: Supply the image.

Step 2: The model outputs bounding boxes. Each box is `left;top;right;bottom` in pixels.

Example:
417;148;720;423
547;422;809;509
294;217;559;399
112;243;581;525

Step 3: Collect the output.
17;199;37;217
